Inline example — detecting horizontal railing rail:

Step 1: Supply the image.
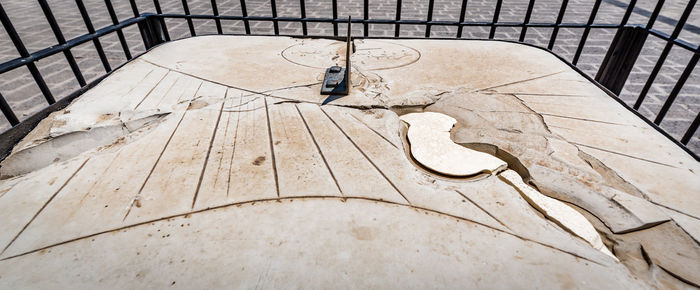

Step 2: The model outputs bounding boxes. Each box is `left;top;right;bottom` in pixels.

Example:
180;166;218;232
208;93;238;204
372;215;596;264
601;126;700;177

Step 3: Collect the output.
0;0;698;160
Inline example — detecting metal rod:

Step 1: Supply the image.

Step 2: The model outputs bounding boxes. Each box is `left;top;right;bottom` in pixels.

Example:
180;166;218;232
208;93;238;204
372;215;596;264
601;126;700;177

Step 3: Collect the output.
211;0;223;34
572;0;602;65
270;0;279;35
182;0;196;36
681;112;700;145
300;0;307;36
128;0;140;17
240;0;251;34
619;0;637;26
363;0;369;37
395;0;402;37
654;52;699;124
38;0;86;87
105;0;133;60
645;0;665;29
0;91;19;126
332;0;338;36
456;0;468;38
425;0;435;37
488;0;503;39
0;2;55;104
75;0;111;72
153;0;171;41
548;0;568;50
634;0;695;109
519;0;536;42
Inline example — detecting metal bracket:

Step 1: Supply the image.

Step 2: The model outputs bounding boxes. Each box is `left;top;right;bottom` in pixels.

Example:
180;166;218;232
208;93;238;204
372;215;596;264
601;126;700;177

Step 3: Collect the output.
321;16;352;95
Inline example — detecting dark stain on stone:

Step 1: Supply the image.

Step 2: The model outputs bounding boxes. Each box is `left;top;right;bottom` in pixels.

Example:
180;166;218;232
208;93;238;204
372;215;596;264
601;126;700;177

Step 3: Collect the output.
252;156;266;166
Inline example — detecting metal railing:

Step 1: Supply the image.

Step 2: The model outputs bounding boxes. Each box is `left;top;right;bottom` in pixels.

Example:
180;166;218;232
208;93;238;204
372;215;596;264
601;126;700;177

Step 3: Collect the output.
0;0;698;160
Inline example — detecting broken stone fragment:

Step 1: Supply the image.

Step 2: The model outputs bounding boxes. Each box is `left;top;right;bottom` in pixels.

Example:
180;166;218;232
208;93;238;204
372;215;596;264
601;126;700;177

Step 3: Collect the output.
499;169;617;260
400;112;507;176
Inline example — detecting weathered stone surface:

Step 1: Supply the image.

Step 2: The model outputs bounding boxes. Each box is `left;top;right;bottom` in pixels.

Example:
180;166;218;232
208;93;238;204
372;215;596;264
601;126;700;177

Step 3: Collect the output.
0;36;697;288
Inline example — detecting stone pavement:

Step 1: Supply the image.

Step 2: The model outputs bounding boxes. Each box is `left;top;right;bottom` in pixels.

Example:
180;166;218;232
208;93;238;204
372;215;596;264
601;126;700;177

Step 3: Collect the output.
0;0;698;153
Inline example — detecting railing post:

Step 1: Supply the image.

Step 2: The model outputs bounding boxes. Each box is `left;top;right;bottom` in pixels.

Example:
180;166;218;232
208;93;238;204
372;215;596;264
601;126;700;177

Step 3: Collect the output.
595;26;648;95
139;14;168;50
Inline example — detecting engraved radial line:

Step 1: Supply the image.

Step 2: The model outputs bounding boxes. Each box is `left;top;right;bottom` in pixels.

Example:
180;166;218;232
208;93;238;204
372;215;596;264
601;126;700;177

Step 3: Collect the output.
192;89;229;209
349;113;398;149
226;94;244;198
295;104;343;195
131;70;170;110
122;109;189;221
455;190;511;231
264;98;280;197
320;107;411;204
0;158;90;255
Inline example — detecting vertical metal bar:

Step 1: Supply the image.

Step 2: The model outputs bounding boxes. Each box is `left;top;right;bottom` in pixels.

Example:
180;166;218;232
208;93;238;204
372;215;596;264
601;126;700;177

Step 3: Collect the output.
456;0;468;38
681;112;700;145
363;0;369;37
182;0;196;36
152;0;171;41
654;52;699;124
38;0;86;87
488;0;503;39
519;0;536;42
128;0;140;17
645;0;665;29
0;2;55;104
634;0;693;110
425;0;435;37
394;0;402;37
548;0;568;50
0;91;19;126
75;0;111;72
332;0;339;36
211;0;223;34
105;0;133;60
572;0;602;65
270;0;279;35
240;0;251;34
620;0;637;26
300;0;307;36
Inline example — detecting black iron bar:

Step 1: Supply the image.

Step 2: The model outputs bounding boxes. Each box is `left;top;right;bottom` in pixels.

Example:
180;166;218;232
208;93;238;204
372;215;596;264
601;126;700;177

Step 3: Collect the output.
654;51;699;124
182;0;196;36
129;0;154;47
548;0;568;50
152;0;171;41
300;0;307;36
75;0;111;72
681;112;700;145
105;0;133;60
128;0;140;17
619;0;637;26
456;0;468;38
572;0;602;65
519;0;536;42
38;0;86;87
270;0;279;35
363;0;369;37
0;16;147;75
0;2;55;104
332;0;338;36
394;0;402;37
634;0;694;110
240;0;251;34
211;0;223;34
0;91;19;126
645;0;665;29
488;0;503;39
425;0;435;37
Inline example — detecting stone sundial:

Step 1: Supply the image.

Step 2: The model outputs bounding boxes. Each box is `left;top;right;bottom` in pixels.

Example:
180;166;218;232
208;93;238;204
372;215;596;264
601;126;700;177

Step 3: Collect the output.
0;32;698;288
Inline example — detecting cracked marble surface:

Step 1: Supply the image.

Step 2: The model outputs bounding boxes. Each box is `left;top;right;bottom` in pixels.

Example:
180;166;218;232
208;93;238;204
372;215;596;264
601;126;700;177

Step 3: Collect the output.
0;36;698;289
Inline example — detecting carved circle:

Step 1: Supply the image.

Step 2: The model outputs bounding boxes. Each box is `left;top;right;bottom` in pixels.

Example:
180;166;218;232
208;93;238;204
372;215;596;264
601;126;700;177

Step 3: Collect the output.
281;40;420;71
